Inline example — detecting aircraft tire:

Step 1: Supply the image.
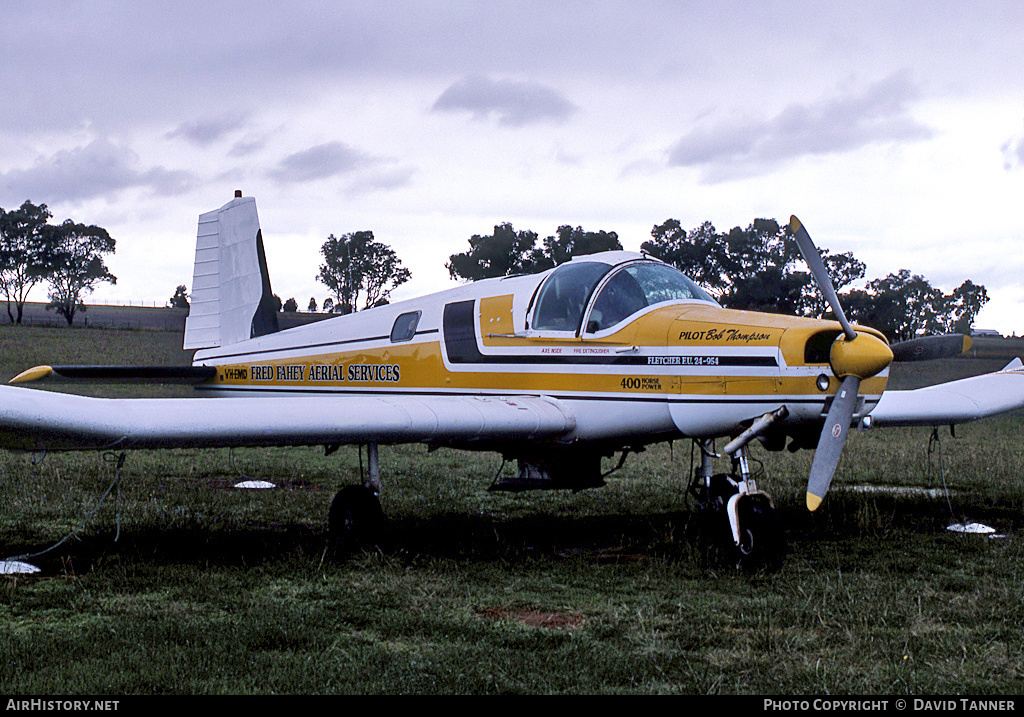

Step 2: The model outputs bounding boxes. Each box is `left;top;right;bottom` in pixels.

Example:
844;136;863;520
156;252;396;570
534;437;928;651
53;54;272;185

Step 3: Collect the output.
734;495;786;573
692;474;740;566
328;485;385;553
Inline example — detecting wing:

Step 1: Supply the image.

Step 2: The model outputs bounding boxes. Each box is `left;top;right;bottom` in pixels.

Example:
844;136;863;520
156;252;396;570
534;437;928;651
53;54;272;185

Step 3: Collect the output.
0;385;575;452
867;359;1024;428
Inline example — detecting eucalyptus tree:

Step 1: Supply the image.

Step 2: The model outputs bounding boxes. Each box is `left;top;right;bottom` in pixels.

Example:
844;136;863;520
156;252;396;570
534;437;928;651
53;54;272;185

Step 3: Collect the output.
45;220;117;326
0;200;56;323
317;231;411;314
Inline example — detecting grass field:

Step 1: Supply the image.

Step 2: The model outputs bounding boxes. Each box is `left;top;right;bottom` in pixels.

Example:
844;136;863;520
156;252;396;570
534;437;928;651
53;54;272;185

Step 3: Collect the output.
2;324;1024;694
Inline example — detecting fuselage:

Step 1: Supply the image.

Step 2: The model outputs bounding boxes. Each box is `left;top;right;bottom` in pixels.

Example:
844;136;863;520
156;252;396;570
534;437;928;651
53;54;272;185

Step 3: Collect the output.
192;252;889;449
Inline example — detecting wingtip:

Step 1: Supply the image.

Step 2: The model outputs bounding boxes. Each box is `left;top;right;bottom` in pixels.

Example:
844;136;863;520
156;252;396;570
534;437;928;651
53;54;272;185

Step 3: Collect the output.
806;492;823;512
9;366;53;384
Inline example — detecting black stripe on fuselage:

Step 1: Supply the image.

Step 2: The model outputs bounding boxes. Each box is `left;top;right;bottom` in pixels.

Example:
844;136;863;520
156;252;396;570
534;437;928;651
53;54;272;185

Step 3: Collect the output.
441;300;778;368
195;298;779;369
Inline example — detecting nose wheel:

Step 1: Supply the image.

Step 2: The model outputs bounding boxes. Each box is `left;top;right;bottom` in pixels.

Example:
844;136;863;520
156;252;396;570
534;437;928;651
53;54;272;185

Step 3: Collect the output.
733;493;785;572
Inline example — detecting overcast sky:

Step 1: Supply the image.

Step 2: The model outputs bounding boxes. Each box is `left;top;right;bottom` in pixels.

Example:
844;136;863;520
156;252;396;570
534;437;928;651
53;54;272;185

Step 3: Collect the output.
2;1;1023;334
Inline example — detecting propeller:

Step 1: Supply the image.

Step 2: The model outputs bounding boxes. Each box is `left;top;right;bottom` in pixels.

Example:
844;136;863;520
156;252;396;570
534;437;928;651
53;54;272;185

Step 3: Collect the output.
790;216;894;511
790;216;857;344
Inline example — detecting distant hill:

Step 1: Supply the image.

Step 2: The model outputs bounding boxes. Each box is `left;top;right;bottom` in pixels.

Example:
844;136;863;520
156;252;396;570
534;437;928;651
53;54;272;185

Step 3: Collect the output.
10;302;331;331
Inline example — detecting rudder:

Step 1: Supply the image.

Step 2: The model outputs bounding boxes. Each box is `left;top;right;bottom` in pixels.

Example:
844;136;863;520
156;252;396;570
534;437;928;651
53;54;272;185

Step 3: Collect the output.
184;192;279;350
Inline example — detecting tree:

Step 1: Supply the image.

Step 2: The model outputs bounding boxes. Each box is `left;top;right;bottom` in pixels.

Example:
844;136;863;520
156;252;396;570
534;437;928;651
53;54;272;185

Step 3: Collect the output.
169;285;189;309
282;297;298;312
447;224;541;281
447;223;622;281
537;225;622;270
641;219;729;297
643;218;865;316
317;231;411;314
45;220;116;326
844;271;989;342
947;279;989;335
307;297;317;312
645;216;986;340
0;200;57;324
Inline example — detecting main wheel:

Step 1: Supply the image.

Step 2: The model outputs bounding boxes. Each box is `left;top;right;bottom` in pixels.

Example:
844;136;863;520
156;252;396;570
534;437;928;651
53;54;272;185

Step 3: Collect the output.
734;495;786;573
328;485;385;553
692;474;741;566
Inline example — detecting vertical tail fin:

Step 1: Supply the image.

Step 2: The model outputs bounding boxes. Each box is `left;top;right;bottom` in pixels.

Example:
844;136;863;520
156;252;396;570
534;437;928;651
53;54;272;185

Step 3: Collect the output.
184;193;279;350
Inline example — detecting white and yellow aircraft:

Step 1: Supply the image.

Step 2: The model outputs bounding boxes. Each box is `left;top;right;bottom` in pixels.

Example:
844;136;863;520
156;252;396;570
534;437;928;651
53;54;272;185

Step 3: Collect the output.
2;194;1023;569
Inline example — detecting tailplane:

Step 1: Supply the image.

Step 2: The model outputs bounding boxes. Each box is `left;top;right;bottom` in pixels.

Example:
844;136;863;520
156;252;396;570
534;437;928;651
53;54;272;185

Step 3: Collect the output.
184;192;279;350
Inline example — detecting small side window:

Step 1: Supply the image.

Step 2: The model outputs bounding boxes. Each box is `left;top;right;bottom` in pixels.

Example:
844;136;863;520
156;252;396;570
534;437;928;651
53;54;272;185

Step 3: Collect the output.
390;311;421;342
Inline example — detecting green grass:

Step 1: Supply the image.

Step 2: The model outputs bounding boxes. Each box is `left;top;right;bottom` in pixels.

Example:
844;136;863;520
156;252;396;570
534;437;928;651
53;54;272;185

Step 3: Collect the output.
2;325;1024;693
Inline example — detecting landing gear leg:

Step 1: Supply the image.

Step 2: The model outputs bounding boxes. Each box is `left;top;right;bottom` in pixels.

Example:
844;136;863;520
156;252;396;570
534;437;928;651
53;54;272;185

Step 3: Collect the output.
328;443;385;552
727;445;785;572
691;439;785;572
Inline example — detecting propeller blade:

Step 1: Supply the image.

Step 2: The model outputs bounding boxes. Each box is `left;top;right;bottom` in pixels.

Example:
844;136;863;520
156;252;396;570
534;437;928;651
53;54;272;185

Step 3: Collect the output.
790;216;857;342
806;374;861;511
890;333;972;362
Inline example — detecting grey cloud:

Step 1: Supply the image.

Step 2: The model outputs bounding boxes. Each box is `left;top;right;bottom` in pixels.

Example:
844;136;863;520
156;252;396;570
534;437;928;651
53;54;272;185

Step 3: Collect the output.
269;142;374;183
432;75;577;127
268;142;415;194
0;138;194;205
228;136;270;158
668;73;934;182
166;115;248;146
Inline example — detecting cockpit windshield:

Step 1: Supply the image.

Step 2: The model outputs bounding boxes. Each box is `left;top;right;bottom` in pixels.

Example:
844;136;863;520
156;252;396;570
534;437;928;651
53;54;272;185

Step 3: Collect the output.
531;258;716;334
586;262;716;333
531;261;611;332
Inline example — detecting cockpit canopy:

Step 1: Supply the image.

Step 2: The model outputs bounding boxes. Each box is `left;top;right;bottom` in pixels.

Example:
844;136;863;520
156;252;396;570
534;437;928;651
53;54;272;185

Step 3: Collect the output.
531;255;717;334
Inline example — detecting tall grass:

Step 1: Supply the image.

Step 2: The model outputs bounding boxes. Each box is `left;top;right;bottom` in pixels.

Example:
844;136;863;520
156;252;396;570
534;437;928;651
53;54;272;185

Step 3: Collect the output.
2;325;1024;694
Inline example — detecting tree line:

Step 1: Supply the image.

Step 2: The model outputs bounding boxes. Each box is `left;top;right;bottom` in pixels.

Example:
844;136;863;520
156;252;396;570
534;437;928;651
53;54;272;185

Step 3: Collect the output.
307;223;621;315
0;200;116;325
639;218;988;341
1;195;990;340
314;217;988;342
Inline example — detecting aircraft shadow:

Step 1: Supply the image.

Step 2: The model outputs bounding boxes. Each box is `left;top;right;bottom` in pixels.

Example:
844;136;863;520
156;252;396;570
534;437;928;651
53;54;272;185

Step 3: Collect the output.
5;490;1009;575
4;508;697;575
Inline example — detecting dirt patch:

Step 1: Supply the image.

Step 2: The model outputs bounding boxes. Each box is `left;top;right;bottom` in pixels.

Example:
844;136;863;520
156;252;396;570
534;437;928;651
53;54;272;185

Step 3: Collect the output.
476;606;584;630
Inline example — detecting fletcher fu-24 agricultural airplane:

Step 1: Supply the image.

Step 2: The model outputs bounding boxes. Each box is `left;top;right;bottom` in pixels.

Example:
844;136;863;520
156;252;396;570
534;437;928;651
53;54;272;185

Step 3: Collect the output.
3;193;1024;569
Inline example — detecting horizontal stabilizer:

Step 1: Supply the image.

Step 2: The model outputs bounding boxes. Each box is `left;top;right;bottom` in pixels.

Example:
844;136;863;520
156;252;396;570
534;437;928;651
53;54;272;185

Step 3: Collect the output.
867;359;1024;427
0;387;575;452
9;365;217;385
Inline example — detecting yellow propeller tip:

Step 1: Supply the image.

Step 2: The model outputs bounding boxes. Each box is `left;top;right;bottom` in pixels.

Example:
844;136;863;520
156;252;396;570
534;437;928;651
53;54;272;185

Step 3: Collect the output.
806;492;823;512
789;216;803;232
9;366;53;384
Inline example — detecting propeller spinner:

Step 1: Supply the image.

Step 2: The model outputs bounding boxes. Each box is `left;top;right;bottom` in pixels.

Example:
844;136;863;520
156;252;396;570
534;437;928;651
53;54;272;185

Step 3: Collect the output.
790;216;894;511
